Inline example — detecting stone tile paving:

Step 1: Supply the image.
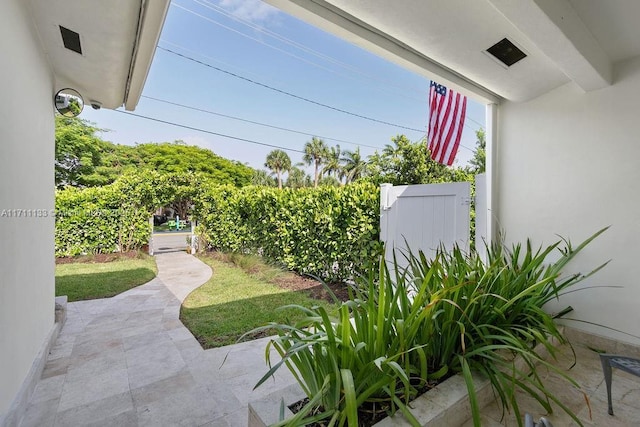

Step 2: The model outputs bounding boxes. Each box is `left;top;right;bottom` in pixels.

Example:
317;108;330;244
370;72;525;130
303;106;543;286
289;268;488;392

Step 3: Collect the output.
23;250;640;426
20;252;296;427
463;338;640;426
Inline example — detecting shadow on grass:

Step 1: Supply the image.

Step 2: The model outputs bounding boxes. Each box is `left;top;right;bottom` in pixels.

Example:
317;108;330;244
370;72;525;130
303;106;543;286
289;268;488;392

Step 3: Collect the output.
56;267;156;302
180;289;337;349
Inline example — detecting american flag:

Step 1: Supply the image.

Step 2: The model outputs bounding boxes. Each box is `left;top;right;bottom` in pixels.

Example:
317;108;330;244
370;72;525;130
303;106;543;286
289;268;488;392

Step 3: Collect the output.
427;81;467;166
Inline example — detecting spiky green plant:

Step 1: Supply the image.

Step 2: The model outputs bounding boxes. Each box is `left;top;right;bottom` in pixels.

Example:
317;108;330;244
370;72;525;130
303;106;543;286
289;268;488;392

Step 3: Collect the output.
252;228;609;426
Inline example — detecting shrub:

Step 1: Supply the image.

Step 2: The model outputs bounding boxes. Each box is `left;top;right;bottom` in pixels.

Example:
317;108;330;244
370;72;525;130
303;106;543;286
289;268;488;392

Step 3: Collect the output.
55;172;164;257
253;228;608;426
55;171;219;257
194;183;382;282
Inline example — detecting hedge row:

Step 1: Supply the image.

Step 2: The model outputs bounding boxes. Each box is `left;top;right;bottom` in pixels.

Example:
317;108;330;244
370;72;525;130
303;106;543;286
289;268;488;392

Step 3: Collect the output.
55;173;167;257
55;173;383;281
194;182;382;281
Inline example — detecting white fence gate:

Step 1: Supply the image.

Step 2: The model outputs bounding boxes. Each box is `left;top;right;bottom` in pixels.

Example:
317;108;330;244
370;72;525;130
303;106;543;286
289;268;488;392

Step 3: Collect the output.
379;182;472;267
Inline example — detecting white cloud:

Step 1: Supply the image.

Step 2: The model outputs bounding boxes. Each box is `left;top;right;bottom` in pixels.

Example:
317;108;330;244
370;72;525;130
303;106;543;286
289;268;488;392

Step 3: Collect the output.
217;0;280;24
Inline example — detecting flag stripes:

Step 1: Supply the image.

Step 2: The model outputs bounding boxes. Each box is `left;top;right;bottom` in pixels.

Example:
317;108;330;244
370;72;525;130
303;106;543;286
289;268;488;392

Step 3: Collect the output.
427;81;467;166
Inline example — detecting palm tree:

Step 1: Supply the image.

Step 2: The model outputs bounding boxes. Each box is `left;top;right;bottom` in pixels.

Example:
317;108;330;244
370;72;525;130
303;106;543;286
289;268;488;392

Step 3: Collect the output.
303;137;328;188
265;149;291;189
382;142;400;159
341;147;367;184
286;166;310;189
322;144;344;183
251;169;276;187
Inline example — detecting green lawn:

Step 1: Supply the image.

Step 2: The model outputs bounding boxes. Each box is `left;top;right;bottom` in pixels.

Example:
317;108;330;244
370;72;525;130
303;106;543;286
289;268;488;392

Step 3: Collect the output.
154;222;190;233
181;255;339;348
55;254;157;302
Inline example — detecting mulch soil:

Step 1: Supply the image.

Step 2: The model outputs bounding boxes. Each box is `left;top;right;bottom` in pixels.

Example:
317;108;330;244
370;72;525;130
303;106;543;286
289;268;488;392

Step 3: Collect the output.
272;274;352;303
288;398;390;427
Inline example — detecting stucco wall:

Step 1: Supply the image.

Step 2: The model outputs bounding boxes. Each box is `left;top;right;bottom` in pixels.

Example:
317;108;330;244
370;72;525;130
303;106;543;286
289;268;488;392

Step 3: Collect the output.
497;55;640;345
0;0;55;420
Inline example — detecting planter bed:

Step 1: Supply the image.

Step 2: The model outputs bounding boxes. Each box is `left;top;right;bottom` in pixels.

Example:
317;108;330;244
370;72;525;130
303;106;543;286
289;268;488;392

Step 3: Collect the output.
249;371;492;427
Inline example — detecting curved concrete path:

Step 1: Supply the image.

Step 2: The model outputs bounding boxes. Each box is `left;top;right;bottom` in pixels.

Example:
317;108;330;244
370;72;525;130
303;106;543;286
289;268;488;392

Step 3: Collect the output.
21;252;296;427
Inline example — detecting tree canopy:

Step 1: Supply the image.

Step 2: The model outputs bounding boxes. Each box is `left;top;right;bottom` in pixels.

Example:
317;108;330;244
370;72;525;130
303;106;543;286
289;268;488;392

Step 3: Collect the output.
469;128;486;174
286;166;311;189
54;116;254;188
303;137;328;188
55;116;107;187
252;169;277;187
365;135;457;185
341;147;366;184
265;149;291;189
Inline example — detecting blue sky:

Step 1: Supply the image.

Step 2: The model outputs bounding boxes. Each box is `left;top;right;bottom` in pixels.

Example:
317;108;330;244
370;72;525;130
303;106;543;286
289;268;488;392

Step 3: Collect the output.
82;0;486;173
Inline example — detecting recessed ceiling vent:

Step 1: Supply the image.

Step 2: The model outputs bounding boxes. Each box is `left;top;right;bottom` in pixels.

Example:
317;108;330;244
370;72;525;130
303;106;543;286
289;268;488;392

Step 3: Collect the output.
59;26;82;55
486;38;526;67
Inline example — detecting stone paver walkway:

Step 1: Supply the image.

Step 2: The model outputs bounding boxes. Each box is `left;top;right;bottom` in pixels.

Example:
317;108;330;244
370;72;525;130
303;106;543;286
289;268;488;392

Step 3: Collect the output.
21;252;296;427
462;339;640;426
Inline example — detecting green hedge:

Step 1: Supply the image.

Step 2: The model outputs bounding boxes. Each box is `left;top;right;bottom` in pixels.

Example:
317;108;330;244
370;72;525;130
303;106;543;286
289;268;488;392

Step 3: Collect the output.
55;173;163;257
55;172;382;280
194;183;382;281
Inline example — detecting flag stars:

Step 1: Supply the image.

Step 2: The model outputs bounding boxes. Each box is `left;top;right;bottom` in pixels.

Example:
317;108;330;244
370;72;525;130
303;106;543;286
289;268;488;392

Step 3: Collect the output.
430;81;447;96
427;81;467;166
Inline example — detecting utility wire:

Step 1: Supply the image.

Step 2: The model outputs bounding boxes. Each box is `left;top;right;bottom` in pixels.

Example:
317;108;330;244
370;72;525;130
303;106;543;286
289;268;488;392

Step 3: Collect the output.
463;113;485;129
161;40;270;84
191;0;368;73
186;0;427;101
122;102;475;156
113;110;305;154
159;44;484;142
142;95;475;153
141;95;381;149
171;4;347;81
178;1;486;131
157;45;426;134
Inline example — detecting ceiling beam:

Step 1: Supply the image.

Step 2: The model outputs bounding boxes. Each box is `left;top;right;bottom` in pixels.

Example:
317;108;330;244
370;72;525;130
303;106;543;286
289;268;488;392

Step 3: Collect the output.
487;0;611;92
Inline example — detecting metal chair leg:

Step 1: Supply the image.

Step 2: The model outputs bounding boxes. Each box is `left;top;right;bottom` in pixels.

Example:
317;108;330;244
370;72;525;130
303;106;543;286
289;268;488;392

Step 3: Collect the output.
599;354;614;415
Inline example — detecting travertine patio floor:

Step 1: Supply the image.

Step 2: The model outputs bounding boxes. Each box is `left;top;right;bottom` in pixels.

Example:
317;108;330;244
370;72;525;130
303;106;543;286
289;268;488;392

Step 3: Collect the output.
20;251;640;426
463;331;640;427
20;251;296;427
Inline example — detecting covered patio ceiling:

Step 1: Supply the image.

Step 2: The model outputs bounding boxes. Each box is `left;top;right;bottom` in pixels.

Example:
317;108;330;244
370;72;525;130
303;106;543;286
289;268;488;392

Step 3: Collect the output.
28;0;169;110
265;0;640;104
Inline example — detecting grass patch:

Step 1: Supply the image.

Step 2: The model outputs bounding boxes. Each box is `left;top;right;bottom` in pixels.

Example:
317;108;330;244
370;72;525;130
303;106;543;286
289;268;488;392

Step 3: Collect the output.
154;223;191;233
181;253;339;349
55;253;157;302
214;252;287;282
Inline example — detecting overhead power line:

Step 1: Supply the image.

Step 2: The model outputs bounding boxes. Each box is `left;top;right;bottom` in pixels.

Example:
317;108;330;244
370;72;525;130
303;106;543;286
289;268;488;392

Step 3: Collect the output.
161;40;270;84
141;95;381;149
163;37;484;134
113;110;305;154
183;0;427;102
171;3;346;81
117;107;475;156
463;113;485;129
177;1;486;131
174;1;486;131
157;45;426;134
